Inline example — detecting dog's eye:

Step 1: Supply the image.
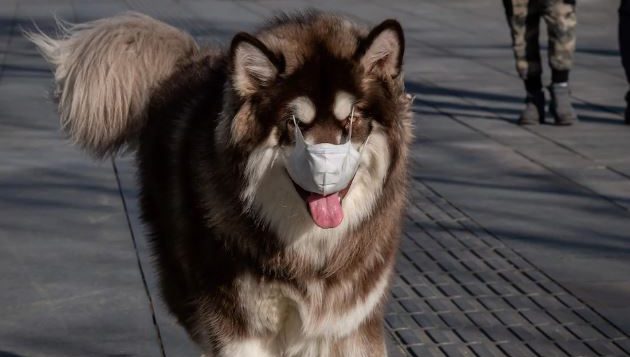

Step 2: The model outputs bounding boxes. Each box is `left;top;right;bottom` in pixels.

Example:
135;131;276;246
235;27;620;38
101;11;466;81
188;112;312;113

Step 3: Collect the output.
344;111;359;127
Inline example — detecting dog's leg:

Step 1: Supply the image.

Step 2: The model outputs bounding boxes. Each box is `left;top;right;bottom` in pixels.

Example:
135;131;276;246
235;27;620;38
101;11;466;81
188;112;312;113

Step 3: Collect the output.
330;316;388;357
219;337;275;357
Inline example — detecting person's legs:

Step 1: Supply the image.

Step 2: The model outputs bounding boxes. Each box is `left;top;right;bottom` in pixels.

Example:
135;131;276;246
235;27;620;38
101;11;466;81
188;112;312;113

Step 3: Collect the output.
619;0;630;123
544;0;578;125
503;0;546;125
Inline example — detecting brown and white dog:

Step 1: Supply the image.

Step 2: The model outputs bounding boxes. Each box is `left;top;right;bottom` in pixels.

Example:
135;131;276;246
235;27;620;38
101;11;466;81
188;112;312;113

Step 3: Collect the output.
28;11;413;356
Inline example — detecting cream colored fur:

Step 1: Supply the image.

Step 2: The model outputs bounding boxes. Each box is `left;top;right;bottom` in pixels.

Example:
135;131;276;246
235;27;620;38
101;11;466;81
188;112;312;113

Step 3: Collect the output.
233;270;390;356
240;122;391;272
25;12;198;157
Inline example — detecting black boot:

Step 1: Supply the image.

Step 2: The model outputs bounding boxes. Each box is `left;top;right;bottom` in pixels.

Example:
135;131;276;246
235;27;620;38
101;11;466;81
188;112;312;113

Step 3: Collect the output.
518;90;545;125
625;91;630;125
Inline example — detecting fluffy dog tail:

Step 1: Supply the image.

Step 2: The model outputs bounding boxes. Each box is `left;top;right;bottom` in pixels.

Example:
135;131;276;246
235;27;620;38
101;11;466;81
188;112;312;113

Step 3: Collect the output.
25;12;199;158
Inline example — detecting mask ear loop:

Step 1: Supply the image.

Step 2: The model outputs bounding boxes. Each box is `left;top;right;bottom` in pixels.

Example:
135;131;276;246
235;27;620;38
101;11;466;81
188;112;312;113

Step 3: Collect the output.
347;106;355;143
350;106;370;154
292;115;305;141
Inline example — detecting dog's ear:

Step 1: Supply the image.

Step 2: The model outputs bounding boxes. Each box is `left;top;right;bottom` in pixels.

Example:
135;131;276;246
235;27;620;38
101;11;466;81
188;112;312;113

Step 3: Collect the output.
230;32;283;96
356;20;405;78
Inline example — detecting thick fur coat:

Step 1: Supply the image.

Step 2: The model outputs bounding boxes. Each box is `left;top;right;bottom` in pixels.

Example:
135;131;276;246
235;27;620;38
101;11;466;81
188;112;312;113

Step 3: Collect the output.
28;11;413;357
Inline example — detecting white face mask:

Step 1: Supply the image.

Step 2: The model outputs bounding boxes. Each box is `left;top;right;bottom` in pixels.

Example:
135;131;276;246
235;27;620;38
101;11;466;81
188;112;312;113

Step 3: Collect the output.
285;108;367;196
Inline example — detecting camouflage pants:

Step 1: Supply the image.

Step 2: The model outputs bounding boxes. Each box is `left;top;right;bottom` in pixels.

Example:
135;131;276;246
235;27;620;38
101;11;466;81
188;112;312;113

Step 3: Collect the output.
503;0;577;79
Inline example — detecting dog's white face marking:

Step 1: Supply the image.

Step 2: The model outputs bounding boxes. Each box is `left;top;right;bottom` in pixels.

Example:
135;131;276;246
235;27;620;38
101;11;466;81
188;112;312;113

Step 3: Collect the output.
333;91;355;121
266;126;279;147
289;96;316;124
241;121;390;269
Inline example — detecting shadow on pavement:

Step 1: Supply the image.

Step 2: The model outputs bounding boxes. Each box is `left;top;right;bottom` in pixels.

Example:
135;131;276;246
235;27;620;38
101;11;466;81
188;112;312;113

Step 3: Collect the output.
0;351;27;357
405;80;626;124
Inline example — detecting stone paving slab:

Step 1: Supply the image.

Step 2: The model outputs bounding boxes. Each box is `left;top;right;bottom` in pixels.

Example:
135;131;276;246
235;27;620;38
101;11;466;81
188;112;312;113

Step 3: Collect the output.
115;157;201;357
0;1;164;357
385;180;630;356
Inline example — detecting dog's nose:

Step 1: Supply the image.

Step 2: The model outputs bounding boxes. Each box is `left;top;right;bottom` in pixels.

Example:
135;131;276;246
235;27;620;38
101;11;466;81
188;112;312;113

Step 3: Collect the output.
304;119;345;145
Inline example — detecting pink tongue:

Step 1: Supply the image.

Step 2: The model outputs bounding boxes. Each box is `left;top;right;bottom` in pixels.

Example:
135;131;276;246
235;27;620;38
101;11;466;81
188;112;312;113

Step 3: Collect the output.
306;192;344;229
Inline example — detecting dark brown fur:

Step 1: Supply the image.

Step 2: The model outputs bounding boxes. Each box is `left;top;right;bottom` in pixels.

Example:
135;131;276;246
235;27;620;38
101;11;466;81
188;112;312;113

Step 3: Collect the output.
137;12;412;355
33;10;412;356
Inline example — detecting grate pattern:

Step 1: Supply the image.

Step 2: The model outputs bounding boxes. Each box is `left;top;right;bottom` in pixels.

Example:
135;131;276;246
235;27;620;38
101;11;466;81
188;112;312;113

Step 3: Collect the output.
384;177;630;357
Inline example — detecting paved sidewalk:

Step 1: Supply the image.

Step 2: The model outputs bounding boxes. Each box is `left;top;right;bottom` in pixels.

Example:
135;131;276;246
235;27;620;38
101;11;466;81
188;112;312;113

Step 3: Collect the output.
1;0;630;356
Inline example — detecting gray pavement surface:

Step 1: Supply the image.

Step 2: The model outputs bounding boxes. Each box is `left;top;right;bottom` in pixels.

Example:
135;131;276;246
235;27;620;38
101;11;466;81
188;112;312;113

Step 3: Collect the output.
1;0;629;356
